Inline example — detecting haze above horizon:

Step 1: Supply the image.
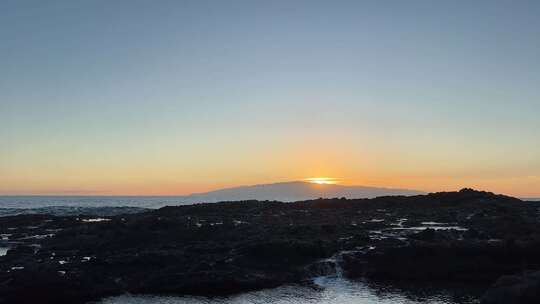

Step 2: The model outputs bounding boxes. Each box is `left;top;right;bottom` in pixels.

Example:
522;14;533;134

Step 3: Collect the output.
1;1;539;197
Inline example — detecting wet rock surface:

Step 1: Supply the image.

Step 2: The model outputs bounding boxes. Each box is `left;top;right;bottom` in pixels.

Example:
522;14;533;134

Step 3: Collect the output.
1;189;539;303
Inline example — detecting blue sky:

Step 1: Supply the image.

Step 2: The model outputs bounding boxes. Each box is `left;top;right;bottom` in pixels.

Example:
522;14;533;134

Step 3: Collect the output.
1;1;539;195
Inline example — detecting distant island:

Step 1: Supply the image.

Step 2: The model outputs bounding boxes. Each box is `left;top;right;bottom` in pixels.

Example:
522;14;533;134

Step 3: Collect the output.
183;181;424;202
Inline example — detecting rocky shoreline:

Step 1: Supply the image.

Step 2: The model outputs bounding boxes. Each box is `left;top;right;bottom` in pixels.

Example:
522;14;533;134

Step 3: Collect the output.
1;189;539;304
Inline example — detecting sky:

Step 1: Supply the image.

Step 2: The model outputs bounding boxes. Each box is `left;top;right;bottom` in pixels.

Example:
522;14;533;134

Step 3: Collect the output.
1;0;539;197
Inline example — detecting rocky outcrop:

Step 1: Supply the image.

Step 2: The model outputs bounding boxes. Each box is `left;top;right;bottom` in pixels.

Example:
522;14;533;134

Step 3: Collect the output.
482;271;540;304
1;189;539;303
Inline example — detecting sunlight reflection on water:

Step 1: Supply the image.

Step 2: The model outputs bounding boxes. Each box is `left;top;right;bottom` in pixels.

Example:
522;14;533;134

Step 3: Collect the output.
98;277;480;304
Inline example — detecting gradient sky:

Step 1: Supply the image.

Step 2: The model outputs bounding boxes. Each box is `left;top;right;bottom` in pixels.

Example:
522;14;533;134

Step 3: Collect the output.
1;0;539;196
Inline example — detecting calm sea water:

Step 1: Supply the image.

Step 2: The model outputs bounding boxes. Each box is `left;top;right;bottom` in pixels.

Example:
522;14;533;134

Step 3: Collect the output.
0;196;195;217
98;277;482;304
1;195;536;211
0;196;188;209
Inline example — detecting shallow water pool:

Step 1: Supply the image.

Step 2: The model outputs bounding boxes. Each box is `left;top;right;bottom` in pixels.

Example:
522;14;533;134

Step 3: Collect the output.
98;276;482;304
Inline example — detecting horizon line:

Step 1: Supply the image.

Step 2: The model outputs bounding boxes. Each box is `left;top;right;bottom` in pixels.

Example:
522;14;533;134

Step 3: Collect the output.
0;181;537;199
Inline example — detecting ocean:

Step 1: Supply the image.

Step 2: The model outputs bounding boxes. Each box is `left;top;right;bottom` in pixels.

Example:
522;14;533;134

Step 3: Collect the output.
0;196;190;209
1;195;536;217
0;196;192;217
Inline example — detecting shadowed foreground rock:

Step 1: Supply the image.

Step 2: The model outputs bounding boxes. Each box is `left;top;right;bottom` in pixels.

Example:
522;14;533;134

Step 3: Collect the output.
481;271;540;304
1;189;540;303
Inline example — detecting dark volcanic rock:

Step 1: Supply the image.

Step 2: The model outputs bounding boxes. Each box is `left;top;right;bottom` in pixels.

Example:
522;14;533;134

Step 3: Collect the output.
343;240;540;282
481;271;540;304
0;189;539;303
5;245;34;257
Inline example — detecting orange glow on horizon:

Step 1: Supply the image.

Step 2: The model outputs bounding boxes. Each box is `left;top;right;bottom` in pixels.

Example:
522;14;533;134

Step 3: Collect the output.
1;175;539;197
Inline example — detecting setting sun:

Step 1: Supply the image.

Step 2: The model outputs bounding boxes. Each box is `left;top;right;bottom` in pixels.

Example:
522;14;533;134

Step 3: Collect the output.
304;177;339;185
